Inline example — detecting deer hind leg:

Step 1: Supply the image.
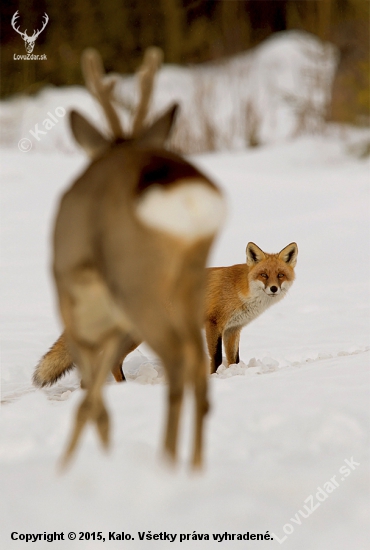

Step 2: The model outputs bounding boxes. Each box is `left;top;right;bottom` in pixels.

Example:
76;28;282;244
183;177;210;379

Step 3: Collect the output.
157;328;208;468
158;330;185;464
138;312;185;464
160;320;208;468
57;269;135;467
60;332;125;469
223;327;241;366
185;329;209;469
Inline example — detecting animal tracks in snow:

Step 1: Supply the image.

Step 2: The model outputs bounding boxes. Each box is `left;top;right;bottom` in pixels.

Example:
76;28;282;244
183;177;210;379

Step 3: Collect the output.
213;346;370;379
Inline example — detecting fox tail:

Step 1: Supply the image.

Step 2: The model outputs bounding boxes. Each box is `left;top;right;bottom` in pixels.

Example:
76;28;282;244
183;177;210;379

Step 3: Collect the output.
33;334;75;387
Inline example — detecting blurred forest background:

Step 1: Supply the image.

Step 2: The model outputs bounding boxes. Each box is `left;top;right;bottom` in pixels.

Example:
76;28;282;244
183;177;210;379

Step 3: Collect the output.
1;0;369;126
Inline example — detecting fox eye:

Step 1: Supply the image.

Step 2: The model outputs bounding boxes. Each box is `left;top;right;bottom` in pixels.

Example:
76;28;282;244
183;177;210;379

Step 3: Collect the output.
260;273;268;279
278;273;285;279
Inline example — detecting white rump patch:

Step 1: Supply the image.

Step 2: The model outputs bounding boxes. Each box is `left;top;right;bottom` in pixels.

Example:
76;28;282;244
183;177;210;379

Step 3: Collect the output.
136;180;226;240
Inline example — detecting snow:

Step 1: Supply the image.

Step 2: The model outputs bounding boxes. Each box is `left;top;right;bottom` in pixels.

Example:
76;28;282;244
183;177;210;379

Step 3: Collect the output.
1;31;370;550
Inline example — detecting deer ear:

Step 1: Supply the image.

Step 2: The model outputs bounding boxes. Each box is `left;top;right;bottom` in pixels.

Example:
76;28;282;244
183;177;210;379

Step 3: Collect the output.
136;104;179;148
278;242;298;266
246;242;266;266
70;110;110;159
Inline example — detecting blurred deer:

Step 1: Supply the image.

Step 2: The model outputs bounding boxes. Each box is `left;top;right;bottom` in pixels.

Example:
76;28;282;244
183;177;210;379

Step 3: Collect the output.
11;11;49;54
53;47;225;469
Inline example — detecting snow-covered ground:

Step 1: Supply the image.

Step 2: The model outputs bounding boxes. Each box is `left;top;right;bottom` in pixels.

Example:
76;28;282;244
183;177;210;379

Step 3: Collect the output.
1;133;369;549
1;31;370;550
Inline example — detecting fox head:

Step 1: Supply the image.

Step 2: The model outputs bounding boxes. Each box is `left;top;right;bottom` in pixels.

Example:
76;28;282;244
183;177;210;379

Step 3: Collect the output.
246;242;298;298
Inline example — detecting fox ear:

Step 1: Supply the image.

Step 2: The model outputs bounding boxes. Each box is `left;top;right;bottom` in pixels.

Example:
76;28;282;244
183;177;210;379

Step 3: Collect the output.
279;242;298;266
246;242;266;266
70;110;110;159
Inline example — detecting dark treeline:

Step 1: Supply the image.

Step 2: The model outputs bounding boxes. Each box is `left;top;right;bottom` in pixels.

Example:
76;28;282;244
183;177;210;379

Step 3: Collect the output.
1;0;368;124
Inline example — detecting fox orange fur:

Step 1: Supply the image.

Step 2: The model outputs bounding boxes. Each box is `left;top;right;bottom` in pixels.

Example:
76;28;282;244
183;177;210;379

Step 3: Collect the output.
33;242;297;385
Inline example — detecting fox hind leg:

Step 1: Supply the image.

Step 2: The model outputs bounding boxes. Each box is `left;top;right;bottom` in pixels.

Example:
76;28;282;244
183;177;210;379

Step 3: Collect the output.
110;334;142;382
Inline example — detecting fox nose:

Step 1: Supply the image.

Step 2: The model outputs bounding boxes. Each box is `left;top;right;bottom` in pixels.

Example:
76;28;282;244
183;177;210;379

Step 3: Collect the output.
270;286;278;293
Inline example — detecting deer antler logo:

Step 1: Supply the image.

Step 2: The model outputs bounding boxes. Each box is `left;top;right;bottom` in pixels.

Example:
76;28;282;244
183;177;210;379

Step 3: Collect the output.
11;11;49;54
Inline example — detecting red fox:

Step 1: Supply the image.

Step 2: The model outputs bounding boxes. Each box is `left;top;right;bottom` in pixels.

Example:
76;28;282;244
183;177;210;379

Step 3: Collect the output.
33;242;297;386
205;241;298;373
